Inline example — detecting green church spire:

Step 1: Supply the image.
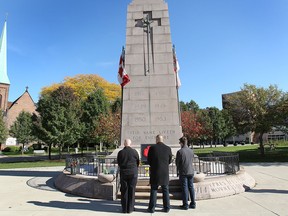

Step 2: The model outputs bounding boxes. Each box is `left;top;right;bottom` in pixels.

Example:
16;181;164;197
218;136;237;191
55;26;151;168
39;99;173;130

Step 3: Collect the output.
0;20;10;84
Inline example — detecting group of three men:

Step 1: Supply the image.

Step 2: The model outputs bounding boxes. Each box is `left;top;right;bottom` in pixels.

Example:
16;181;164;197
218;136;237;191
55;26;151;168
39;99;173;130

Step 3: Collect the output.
117;134;196;214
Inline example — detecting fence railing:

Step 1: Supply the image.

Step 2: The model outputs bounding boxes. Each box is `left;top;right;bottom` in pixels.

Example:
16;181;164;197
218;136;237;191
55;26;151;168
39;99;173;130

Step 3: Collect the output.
65;152;239;177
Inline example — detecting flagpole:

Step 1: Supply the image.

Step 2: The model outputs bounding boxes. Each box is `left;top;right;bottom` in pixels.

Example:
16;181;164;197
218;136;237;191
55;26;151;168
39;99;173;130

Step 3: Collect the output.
120;85;124;147
173;45;182;126
119;46;125;147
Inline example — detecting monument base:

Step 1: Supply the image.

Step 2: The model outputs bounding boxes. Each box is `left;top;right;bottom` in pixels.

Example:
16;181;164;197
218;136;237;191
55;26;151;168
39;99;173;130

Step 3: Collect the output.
54;167;255;201
54;170;116;200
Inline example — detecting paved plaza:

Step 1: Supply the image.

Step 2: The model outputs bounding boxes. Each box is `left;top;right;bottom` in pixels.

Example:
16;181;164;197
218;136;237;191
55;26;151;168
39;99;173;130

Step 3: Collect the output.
0;162;287;216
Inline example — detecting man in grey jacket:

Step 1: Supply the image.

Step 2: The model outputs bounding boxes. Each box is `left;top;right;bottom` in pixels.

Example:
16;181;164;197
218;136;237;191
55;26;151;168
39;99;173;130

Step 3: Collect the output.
176;136;196;210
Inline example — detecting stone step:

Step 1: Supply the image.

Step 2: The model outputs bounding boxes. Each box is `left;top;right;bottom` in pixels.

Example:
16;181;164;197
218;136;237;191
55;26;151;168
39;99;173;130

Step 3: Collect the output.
117;191;182;200
136;185;181;192
116;178;182;200
136;178;180;186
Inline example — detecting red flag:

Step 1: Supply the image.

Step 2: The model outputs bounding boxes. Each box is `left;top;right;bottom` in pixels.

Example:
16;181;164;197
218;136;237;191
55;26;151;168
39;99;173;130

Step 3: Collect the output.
173;46;181;88
118;47;130;87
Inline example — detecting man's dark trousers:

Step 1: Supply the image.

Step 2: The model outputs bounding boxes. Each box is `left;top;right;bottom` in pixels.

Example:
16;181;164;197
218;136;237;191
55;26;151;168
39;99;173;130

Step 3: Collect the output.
148;184;170;211
120;174;138;213
180;174;196;208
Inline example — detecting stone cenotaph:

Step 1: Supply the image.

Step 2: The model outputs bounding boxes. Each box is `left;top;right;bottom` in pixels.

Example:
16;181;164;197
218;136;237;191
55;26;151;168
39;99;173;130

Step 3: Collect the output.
120;0;182;150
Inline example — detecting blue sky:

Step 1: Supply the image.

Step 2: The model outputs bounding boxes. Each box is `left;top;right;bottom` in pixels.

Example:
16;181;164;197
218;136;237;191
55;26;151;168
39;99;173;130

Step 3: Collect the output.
1;0;287;109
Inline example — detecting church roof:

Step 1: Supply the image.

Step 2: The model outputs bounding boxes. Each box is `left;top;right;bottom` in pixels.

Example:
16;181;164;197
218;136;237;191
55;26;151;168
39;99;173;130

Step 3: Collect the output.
8;88;36;110
0;21;10;84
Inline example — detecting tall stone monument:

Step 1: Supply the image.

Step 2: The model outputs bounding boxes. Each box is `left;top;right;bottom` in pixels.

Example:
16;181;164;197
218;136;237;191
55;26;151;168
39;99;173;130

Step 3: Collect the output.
121;0;182;150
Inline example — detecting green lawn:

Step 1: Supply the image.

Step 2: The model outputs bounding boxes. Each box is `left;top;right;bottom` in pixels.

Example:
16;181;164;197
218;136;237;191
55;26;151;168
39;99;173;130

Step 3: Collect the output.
194;143;288;162
0;160;66;169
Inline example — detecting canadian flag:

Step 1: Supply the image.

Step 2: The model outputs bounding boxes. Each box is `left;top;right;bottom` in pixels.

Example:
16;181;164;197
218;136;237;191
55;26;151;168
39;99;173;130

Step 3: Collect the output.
173;45;181;88
118;47;130;87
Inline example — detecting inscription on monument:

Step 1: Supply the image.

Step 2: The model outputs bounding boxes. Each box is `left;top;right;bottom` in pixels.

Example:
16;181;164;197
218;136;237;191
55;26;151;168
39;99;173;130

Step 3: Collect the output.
130;88;149;100
126;129;176;143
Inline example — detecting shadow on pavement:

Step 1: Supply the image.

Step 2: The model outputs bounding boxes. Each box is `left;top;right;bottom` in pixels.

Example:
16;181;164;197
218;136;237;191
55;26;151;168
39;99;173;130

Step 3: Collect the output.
247;188;288;194
27;198;148;213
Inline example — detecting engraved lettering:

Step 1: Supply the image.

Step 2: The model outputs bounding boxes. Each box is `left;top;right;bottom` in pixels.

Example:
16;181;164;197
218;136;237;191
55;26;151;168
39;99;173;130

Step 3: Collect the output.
156;116;167;121
134;117;146;122
158;130;175;135
134;104;146;109
132;136;141;141
145;135;154;140
129;131;139;135
155;103;166;109
144;130;156;135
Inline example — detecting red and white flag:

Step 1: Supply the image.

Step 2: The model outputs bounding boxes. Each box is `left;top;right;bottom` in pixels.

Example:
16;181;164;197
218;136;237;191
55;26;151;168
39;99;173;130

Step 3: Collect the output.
173;45;181;88
118;47;130;87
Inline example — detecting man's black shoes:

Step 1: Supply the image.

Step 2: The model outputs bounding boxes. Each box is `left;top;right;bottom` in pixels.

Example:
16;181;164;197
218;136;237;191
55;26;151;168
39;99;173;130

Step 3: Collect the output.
147;208;154;213
162;208;170;213
179;205;189;210
189;204;196;209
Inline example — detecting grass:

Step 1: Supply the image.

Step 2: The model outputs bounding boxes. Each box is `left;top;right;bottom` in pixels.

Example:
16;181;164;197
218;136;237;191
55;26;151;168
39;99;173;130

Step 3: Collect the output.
0;160;66;169
194;143;288;162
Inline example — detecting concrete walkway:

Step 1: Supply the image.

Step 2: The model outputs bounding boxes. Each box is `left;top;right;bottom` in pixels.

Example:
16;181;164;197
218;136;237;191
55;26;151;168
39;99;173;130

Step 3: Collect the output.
0;163;287;216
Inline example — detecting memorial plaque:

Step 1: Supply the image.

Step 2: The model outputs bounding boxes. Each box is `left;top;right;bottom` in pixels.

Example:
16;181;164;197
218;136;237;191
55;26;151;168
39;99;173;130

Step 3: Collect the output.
120;0;182;149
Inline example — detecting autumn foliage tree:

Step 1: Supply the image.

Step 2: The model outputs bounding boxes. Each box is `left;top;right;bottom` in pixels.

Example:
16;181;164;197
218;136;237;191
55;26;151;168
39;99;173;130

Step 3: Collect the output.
181;111;202;145
94;112;121;148
41;74;120;102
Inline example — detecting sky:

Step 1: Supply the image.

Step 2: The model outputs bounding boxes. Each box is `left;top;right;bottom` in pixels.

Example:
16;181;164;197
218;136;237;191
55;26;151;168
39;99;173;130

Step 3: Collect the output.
0;0;288;109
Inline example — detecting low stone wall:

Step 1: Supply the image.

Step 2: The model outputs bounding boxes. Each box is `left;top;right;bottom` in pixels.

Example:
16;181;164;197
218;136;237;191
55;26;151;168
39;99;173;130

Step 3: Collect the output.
193;168;255;200
54;171;116;200
54;167;255;201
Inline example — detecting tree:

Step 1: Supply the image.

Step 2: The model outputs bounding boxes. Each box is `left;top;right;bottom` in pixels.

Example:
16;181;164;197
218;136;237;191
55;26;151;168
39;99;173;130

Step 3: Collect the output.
180;101;188;112
80;89;109;149
180;100;199;112
0;112;8;151
181;111;202;146
274;95;288;134
111;97;121;113
36;86;83;158
197;109;213;148
221;109;237;144
207;107;226;147
226;84;286;156
95;112;121;149
9;111;35;154
41;74;121;102
186;100;200;112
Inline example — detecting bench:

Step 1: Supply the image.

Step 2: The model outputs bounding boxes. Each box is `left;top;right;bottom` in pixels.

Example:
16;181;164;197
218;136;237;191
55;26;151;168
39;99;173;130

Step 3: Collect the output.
33;150;46;155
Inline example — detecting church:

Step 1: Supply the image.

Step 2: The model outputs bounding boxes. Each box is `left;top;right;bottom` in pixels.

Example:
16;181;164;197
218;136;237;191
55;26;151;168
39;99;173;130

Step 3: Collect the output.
0;20;36;149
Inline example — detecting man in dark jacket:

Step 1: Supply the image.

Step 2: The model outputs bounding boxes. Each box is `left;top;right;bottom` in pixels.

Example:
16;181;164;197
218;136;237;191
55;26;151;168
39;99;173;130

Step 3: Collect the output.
117;139;140;213
147;134;172;213
176;136;196;210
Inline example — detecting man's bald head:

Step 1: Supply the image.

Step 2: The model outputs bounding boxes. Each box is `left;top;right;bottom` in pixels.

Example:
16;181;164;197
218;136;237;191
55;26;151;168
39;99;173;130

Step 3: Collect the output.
124;139;132;147
156;134;164;144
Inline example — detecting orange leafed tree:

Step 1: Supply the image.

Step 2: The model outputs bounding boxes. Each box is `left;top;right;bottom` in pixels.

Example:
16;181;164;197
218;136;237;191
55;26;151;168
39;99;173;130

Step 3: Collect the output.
94;112;121;146
181;111;203;144
41;74;121;102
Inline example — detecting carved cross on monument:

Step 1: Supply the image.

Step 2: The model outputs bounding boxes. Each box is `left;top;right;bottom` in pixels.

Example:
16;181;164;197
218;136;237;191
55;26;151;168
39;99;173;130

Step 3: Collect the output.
135;11;161;76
